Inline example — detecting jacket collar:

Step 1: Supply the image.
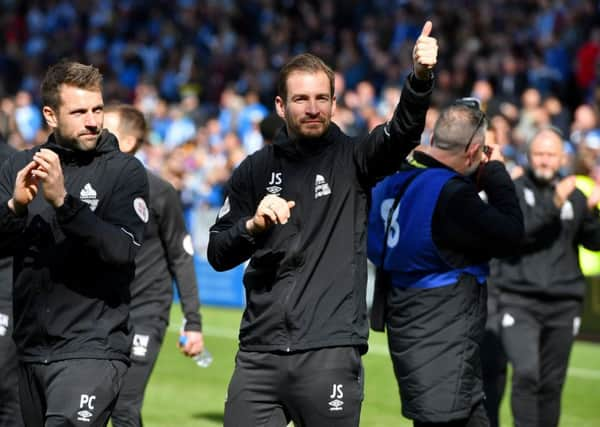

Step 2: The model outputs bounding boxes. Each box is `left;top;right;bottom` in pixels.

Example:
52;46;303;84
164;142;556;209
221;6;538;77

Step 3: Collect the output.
42;130;119;164
273;122;341;158
411;149;454;171
525;167;558;188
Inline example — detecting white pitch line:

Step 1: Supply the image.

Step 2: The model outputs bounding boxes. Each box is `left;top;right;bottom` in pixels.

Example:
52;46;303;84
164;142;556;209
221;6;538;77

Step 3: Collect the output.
173;325;600;380
567;367;600;380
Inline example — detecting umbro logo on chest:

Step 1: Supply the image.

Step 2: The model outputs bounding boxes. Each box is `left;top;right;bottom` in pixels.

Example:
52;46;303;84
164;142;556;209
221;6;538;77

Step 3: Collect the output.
265;172;332;199
266;172;282;195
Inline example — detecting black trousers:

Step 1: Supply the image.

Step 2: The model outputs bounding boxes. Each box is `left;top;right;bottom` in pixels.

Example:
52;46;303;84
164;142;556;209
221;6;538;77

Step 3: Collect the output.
19;358;127;427
224;347;364;427
413;401;489;427
111;317;167;427
499;292;580;427
0;305;24;427
480;285;507;427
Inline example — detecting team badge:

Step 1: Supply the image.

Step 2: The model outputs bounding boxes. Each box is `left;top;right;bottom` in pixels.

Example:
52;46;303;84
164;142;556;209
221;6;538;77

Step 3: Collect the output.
133;197;149;223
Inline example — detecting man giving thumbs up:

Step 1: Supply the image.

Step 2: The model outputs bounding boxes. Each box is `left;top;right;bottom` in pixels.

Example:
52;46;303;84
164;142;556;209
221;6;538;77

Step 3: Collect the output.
209;20;438;427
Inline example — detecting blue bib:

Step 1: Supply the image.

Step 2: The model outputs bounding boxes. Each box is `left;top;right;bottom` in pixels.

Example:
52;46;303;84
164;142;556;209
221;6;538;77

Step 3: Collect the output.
368;167;488;289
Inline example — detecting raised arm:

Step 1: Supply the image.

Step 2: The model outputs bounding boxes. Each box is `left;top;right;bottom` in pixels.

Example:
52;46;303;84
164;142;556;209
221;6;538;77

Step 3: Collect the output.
355;21;438;184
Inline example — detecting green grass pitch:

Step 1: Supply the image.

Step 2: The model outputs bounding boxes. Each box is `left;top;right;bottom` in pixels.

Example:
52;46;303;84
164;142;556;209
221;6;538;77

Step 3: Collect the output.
134;306;600;426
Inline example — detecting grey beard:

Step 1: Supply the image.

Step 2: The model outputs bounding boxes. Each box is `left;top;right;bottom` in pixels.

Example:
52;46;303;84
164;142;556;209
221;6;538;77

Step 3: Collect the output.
532;168;555;183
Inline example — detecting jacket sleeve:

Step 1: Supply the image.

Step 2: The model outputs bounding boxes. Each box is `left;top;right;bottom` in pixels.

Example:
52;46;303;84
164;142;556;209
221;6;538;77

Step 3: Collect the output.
0;157;27;255
156;183;202;331
56;157;149;266
577;203;600;251
520;189;562;239
207;157;258;271
435;161;524;259
354;74;433;185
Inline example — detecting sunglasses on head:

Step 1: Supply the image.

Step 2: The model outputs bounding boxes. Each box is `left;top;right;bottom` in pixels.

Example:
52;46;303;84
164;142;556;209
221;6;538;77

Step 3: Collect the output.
453;98;491;156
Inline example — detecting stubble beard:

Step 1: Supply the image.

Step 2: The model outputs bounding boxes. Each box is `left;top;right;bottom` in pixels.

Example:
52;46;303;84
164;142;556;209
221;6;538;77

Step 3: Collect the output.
55;129;100;152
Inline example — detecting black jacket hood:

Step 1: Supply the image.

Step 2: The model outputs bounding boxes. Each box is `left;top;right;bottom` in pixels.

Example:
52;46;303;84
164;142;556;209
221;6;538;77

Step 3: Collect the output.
44;129;119;164
273;122;341;158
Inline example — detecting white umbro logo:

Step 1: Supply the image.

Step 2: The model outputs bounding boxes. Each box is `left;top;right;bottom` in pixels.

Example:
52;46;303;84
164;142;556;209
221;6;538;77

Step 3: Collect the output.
266;185;282;195
78;394;96;422
315;174;331;199
77;410;92;422
329;399;344;411
80;183;99;211
328;384;344;411
266;172;283;195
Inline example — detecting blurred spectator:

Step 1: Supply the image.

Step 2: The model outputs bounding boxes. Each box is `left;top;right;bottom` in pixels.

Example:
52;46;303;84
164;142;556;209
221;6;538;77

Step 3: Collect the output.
570;103;598;145
13;91;41;144
575;27;600;99
515;88;543;145
543;95;571;137
494;54;527;104
0;0;598;227
164;106;196;149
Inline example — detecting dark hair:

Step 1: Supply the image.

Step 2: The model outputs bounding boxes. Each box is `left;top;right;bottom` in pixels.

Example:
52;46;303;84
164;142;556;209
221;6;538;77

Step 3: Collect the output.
259;112;285;142
104;104;147;150
40;60;103;111
277;53;334;102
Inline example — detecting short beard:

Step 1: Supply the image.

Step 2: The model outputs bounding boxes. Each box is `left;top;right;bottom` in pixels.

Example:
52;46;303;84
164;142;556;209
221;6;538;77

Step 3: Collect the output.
54;129;98;152
285;113;330;141
532;168;555;183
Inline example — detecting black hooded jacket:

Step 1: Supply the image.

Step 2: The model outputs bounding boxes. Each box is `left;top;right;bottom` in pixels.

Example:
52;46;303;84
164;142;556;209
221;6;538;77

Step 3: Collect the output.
491;169;600;300
129;171;202;331
208;74;432;353
0;130;148;363
0;139;16;307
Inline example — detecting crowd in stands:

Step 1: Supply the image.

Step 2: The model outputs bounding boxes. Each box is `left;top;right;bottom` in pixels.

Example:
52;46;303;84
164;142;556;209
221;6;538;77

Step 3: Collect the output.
2;0;600;212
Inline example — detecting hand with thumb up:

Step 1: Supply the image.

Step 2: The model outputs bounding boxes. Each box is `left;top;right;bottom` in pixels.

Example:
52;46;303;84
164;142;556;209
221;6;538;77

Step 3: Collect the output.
412;20;438;80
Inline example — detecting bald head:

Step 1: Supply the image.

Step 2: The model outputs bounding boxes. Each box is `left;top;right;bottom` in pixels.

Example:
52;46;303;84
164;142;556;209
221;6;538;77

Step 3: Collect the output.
432;104;486;152
528;128;564;182
423;103;488;176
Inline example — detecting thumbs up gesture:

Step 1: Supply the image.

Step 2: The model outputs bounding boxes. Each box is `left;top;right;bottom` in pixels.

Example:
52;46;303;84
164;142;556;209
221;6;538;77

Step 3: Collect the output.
412;21;438;80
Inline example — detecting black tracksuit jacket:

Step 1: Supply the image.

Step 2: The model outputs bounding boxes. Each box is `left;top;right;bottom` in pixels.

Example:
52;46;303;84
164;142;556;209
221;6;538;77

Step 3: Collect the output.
208;74;432;354
130;171;201;331
492;169;600;300
0;131;149;363
0;140;16;308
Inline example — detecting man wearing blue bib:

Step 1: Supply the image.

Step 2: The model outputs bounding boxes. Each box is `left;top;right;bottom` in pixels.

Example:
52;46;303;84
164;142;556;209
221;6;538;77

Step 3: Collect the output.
368;99;524;427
